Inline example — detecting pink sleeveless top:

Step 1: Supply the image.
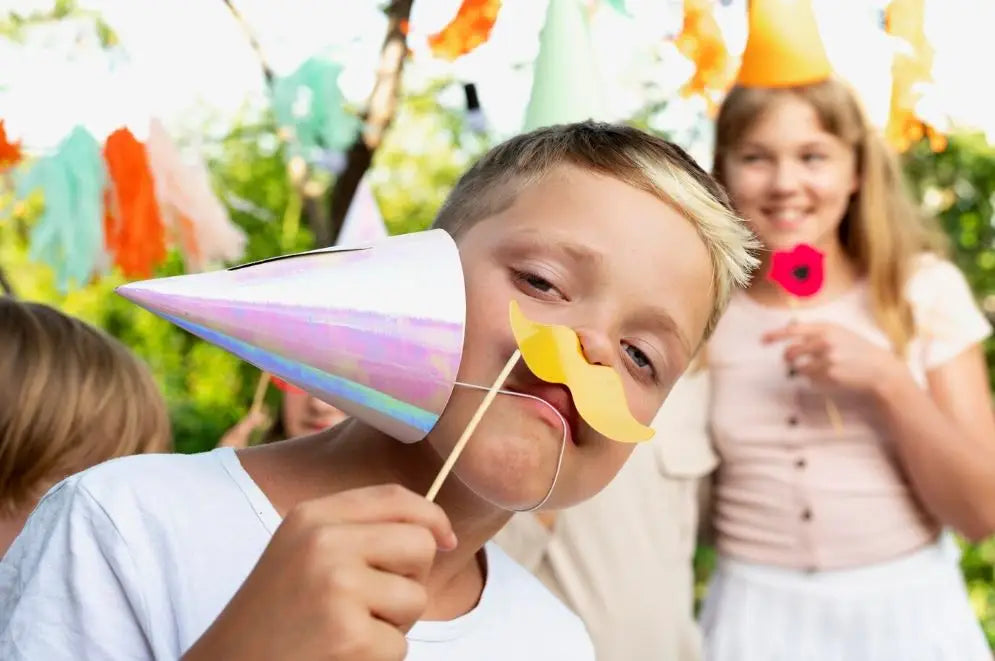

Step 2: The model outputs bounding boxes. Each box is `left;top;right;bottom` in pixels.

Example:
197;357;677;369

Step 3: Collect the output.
707;256;991;571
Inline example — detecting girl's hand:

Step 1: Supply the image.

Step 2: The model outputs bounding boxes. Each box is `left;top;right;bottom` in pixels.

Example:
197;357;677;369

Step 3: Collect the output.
763;322;907;395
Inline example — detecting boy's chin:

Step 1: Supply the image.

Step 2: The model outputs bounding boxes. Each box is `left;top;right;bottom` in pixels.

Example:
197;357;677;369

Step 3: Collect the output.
451;430;565;512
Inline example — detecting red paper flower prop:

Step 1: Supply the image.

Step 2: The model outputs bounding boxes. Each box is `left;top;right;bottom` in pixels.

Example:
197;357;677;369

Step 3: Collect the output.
767;244;824;298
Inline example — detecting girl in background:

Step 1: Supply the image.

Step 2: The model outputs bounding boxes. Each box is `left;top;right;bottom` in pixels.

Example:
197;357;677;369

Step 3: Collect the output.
218;377;347;448
700;76;995;659
0;298;172;556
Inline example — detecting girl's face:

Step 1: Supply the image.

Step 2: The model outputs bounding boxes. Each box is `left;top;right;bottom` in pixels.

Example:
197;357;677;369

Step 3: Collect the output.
721;94;859;256
282;391;348;439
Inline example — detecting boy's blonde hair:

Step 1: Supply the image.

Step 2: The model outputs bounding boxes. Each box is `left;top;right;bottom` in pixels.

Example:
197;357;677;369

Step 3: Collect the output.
0;298;172;514
714;79;948;353
432;121;760;339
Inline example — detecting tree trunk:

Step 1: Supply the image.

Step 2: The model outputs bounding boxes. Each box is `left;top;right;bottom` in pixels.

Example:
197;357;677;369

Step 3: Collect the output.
325;0;414;246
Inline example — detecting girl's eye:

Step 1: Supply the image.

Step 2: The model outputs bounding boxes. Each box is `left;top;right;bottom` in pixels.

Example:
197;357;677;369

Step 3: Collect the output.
624;342;654;373
740;153;765;164
802;152;826;163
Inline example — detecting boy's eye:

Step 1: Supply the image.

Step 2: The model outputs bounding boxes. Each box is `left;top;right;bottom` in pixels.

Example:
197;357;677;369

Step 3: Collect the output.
523;273;555;292
802;152;826;163
513;270;564;299
623;342;653;372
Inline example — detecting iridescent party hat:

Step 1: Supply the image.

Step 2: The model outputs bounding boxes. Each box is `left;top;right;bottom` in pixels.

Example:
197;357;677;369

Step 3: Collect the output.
116;230;466;443
736;0;832;88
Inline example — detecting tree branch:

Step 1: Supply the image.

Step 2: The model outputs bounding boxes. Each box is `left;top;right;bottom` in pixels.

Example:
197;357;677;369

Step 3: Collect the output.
325;0;413;246
220;0;274;85
0;265;15;297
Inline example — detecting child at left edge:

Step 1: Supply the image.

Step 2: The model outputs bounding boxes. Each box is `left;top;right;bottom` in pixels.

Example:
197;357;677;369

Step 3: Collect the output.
0;122;758;660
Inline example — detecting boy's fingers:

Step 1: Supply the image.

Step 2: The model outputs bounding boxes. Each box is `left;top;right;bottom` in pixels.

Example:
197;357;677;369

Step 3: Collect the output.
357;522;440;580
362;568;430;627
290;484;457;551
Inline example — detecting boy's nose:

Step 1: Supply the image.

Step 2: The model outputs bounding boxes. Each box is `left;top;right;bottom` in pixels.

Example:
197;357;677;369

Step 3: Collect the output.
575;328;614;368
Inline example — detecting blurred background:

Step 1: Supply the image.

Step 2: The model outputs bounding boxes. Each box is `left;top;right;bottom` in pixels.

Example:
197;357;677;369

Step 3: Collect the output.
1;0;993;646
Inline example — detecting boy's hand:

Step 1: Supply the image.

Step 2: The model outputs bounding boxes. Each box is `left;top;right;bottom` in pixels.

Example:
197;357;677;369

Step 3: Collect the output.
182;484;458;661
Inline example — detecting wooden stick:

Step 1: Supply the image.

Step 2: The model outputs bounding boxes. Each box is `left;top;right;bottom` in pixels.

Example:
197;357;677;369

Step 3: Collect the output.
787;298;843;435
249;371;271;416
425;350;521;502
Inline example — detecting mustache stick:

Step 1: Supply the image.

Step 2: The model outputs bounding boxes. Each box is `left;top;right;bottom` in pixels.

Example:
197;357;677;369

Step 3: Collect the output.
425;349;522;502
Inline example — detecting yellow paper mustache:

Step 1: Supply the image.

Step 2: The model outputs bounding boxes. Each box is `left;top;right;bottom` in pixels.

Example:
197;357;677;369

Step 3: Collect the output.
508;300;655;443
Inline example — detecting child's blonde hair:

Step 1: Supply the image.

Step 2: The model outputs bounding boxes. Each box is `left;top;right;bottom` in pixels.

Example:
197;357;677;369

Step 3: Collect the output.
713;79;948;353
0;298;172;514
433;121;760;340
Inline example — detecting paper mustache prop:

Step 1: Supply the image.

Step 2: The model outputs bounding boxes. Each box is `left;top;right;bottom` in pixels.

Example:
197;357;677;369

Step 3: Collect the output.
509;300;654;443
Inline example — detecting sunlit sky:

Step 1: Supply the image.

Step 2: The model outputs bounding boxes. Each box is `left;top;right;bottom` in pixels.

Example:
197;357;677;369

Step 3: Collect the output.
2;0;994;168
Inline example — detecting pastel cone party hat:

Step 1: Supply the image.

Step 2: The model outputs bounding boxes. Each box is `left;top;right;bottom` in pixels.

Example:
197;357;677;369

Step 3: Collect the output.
736;0;832;88
522;0;608;131
116;230;466;443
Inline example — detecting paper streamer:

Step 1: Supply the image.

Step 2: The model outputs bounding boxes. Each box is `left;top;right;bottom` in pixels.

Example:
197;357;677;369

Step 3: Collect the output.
884;0;945;152
674;0;737;113
16;126;107;292
427;0;503;60
103;127;167;278
272;56;360;162
145;118;247;272
0;120;22;171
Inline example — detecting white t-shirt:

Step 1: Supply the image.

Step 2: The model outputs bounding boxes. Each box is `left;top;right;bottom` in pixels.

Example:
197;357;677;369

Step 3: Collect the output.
0;448;595;661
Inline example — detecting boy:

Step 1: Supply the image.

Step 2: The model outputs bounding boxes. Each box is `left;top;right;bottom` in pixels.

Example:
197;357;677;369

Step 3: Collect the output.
0;122;756;660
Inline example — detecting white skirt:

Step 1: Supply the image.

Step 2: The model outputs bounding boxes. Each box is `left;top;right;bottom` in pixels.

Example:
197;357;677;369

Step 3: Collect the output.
699;536;992;661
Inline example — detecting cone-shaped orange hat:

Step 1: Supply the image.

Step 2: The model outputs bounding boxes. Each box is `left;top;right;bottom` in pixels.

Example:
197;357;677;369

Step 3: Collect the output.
116;230;466;443
736;0;832;88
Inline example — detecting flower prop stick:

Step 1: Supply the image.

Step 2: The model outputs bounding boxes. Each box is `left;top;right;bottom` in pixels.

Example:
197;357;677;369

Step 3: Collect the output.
768;244;843;435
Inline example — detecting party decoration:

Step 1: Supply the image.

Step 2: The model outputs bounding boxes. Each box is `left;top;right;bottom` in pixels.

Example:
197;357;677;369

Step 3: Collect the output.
601;0;629;16
884;0;945;152
116;229;466;443
16;126;107;292
145;118;247;272
272;56;360;164
767;243;824;298
0;120;22;171
336;174;389;246
674;0;737;113
522;0;607;131
767;243;842;432
736;0;832;88
427;0;503;60
509;300;654;443
102;127;167;278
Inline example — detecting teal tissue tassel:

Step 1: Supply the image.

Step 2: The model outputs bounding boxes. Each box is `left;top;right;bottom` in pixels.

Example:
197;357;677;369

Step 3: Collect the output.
272;56;359;163
16;126;107;292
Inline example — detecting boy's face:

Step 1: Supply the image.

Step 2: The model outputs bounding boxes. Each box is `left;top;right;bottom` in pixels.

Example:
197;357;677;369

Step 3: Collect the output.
427;164;714;511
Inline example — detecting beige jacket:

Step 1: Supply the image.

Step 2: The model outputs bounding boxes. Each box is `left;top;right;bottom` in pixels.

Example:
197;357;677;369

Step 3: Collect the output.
494;371;714;661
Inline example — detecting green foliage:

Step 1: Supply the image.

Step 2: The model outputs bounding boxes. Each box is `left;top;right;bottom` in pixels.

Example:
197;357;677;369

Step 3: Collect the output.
903;134;995;647
0;0;119;47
